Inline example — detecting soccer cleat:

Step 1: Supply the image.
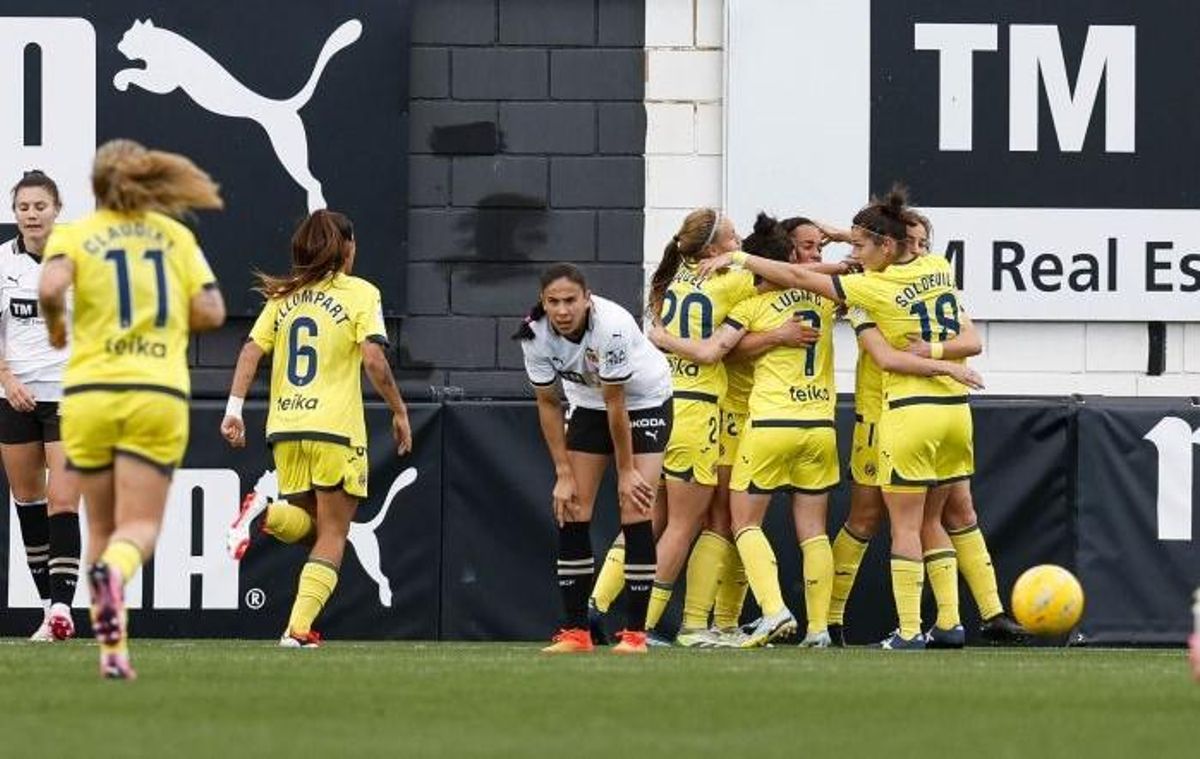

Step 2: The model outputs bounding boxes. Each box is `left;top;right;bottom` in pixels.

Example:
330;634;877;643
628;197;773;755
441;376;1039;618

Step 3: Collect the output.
587;600;610;646
99;651;137;680
29;611;54;642
48;603;75;641
279;629;322;648
879;629;927;650
979;613;1029;645
675;627;720;648
712;626;752;648
740;608;798;648
828;623;847;648
799;629;832;648
541;628;593;653
646;629;674;647
924;624;966;649
611;630;648;654
227;479;274;561
88;562;126;648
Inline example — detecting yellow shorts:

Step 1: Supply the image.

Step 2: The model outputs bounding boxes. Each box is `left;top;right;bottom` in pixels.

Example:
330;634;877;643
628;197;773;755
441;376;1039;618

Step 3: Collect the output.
663;396;719;486
718;408;747;468
877;401;974;493
273;439;369;500
849;418;880;487
730;420;839;494
60;389;188;473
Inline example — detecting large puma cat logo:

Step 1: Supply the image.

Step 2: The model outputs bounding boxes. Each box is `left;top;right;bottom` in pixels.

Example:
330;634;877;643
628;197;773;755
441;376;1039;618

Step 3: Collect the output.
113;18;362;211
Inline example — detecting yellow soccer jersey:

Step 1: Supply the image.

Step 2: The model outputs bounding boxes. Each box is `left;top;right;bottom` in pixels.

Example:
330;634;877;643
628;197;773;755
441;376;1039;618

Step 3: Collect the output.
249;273;387;448
845;306;883;422
833;255;965;405
44;210;215;398
659;261;756;401
726;288;837;422
722;358;755;415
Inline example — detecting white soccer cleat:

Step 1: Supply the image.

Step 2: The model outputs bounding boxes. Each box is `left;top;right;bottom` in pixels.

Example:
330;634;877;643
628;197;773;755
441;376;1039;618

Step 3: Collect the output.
29;610;54;642
711;626;752;648
48;602;75;641
227;473;276;560
740;607;798;648
279;629;321;648
675;627;721;648
798;629;832;648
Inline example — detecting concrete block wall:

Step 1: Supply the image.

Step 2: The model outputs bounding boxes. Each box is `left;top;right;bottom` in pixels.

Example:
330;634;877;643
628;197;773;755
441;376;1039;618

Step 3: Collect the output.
644;1;1198;397
401;0;648;399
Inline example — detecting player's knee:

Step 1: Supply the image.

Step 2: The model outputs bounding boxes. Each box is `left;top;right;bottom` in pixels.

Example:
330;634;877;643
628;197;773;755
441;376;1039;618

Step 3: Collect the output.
942;495;977;530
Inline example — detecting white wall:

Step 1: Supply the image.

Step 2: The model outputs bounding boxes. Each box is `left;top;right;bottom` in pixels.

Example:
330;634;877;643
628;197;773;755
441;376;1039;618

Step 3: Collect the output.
643;0;1199;397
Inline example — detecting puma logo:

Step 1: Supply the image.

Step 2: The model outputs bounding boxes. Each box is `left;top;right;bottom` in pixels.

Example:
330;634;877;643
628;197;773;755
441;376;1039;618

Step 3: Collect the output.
254;466;416;608
113;18;363;211
644;430;659;442
346;467;416;608
5;276;18;285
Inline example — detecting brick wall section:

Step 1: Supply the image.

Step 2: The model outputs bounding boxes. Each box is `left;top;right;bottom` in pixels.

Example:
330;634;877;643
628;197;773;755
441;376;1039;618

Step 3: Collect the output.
189;0;647;400
401;0;647;399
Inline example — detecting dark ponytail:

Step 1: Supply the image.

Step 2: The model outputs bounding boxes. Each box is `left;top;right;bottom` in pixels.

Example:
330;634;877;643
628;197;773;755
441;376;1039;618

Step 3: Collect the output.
852;184;912;247
742;212;792;262
512;263;589;340
648;208;721;319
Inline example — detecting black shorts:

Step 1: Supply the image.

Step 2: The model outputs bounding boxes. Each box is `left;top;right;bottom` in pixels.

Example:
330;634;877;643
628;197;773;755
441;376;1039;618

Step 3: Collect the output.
0;401;61;445
566;399;673;455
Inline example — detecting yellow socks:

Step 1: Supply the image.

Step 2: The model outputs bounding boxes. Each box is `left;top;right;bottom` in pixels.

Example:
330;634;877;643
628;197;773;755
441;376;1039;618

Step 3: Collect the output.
800;535;833;634
890;557;924;640
681;531;730;629
100;539;143;586
590;544;625;613
287;559;339;636
645;582;673;630
95;539;143;655
949;524;1004;620
924;549;960;629
265;502;315;544
713;549;748;629
735;527;784;617
829;526;869;626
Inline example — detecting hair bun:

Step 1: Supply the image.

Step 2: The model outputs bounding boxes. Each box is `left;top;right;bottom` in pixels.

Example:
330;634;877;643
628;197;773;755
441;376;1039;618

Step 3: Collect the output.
753;211;778;236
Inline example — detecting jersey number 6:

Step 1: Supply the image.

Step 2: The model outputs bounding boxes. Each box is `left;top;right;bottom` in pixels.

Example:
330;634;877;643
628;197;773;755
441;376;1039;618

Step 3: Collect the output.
287;317;319;386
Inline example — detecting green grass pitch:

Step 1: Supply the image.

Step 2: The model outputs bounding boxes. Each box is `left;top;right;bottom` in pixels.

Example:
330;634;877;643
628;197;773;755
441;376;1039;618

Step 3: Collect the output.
3;640;1197;758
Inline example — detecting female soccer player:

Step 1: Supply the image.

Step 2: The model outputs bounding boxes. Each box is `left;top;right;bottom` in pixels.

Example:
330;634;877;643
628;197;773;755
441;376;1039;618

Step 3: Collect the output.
221;210;411;648
697;189;983;649
652;214;821;646
39;140;227;678
638;209;758;641
516;263;671;654
1;170;81;641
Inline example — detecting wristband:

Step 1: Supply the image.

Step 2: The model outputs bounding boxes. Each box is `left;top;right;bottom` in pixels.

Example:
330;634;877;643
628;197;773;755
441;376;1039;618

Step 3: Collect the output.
930;342;944;360
225;396;245;418
731;250;748;266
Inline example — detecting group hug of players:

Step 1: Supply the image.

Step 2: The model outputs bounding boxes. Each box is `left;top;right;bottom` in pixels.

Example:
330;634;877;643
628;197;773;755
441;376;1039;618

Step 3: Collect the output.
519;190;1028;653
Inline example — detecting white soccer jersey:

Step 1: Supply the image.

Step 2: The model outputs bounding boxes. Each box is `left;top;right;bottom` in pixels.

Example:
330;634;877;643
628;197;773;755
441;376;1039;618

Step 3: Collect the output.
0;237;69;400
521;295;672;411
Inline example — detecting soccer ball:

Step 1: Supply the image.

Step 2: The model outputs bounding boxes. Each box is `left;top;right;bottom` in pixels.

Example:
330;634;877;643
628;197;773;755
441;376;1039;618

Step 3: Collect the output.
1010;564;1085;636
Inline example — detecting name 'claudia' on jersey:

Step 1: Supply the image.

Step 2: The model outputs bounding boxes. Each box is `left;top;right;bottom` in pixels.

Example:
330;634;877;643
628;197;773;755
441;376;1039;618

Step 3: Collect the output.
80;221;173;256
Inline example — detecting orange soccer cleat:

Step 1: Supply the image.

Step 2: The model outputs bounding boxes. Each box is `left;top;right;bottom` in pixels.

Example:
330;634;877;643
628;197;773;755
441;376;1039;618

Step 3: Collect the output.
541;628;594;653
